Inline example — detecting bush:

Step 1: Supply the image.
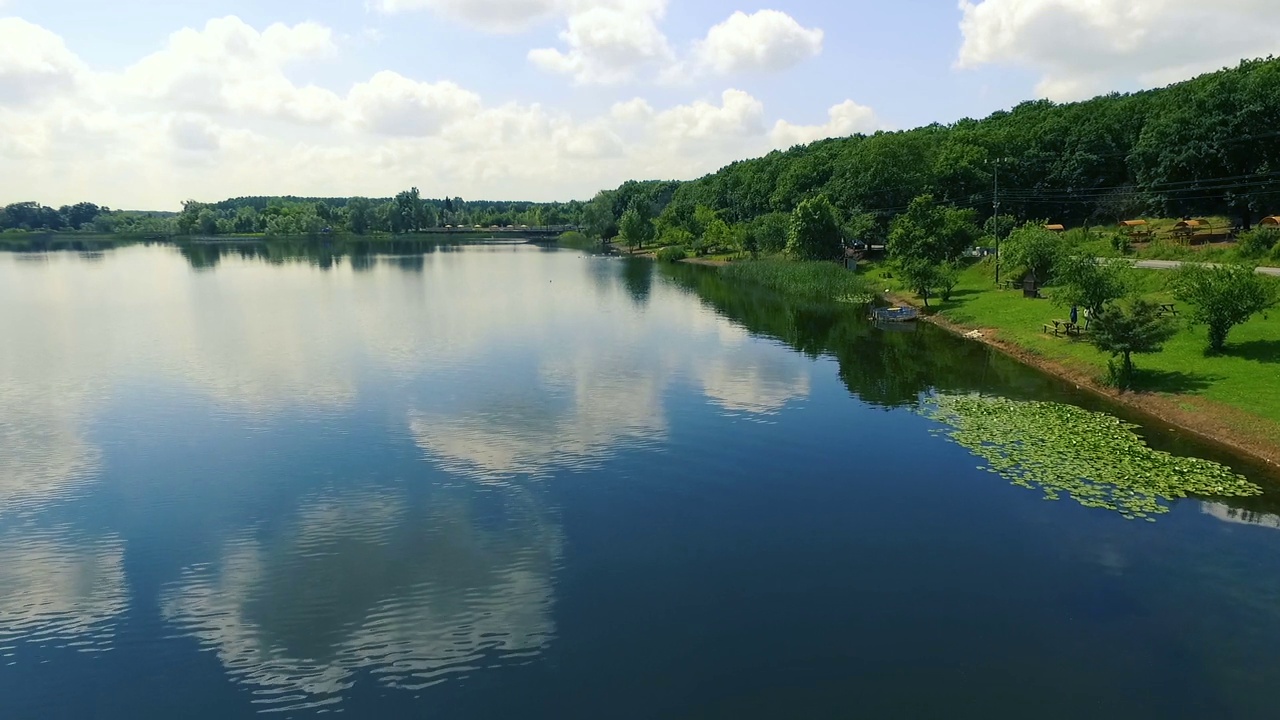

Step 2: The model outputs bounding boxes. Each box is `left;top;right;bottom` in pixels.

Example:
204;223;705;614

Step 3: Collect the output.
655;245;688;263
1109;232;1132;255
1238;228;1279;258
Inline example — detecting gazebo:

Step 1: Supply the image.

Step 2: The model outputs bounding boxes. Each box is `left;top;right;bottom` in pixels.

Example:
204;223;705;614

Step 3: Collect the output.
1261;216;1280;228
1172;219;1215;244
1119;220;1151;239
1044;224;1065;232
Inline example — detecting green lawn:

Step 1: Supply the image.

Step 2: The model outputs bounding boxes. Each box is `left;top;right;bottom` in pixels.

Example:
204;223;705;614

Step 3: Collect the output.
869;259;1280;431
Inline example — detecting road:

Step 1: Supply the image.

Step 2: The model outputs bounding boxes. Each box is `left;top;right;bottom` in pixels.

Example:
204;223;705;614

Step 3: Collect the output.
1121;259;1280;276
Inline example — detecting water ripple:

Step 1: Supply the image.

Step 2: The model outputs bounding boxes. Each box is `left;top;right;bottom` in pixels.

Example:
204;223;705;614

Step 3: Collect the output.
0;526;128;657
160;488;560;712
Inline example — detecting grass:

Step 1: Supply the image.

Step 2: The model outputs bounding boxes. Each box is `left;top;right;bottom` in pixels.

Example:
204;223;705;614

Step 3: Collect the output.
873;258;1280;431
1048;219;1280;267
720;259;873;303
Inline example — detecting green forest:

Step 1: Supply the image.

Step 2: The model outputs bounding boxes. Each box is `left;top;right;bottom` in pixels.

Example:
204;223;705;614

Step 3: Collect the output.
5;57;1280;245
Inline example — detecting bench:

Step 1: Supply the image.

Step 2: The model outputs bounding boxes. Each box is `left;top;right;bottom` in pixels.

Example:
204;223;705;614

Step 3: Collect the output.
1158;303;1179;317
1043;319;1084;337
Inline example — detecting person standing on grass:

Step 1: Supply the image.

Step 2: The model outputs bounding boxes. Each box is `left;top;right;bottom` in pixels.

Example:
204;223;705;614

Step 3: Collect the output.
1070;305;1079;327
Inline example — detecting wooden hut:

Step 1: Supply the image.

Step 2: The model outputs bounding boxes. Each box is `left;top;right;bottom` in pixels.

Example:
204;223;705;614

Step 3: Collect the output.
1261;216;1280;228
1119;220;1152;240
1044;224;1065;233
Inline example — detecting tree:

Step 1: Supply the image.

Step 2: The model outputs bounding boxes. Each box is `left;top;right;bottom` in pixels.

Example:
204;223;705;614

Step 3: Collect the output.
234;206;259;233
897;259;941;308
1054;256;1132;319
843;211;878;246
936;261;961;302
1001;223;1064;283
393;188;423;233
1089;299;1178;390
742;226;760;258
786;194;842;260
1173;264;1279;353
749;212;790;253
888;194;978;266
702;217;733;255
619;204;654;252
583;191;618;239
197;208;219;236
347;197;373;235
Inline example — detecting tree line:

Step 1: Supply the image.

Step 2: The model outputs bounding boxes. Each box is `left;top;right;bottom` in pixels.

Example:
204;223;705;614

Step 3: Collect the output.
587;56;1280;259
2;192;587;238
9;57;1280;245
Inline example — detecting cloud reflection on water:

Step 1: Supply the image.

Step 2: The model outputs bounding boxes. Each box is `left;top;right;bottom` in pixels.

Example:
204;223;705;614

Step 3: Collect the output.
160;487;560;711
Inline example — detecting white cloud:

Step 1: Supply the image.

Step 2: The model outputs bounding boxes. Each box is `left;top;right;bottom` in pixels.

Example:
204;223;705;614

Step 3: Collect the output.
653;88;765;143
0;17;86;105
529;1;672;84
347;71;482;136
957;0;1280;100
771;99;883;148
0;15;879;209
121;16;342;123
694;10;824;75
369;0;561;33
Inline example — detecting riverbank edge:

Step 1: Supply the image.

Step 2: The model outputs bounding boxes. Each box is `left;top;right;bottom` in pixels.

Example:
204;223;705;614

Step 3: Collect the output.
884;290;1280;469
603;245;1280;468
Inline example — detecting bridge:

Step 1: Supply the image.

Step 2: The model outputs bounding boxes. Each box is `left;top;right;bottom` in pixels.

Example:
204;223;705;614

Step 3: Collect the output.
417;225;578;239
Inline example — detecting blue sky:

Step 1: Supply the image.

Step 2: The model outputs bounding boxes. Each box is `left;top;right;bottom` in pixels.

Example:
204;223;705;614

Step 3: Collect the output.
3;0;1277;209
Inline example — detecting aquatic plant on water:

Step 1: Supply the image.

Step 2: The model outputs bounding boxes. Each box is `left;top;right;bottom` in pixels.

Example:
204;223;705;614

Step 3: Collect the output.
921;394;1261;520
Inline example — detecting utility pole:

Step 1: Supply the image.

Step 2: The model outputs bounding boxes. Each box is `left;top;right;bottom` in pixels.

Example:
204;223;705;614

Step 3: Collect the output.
993;160;1002;285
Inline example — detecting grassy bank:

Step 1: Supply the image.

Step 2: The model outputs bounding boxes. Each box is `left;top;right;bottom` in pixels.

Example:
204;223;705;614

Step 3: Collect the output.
868;258;1280;461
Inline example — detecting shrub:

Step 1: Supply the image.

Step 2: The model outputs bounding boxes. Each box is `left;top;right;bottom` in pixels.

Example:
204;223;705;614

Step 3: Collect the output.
1090;299;1178;391
1109;232;1132;255
655;245;688;263
1238;228;1279;258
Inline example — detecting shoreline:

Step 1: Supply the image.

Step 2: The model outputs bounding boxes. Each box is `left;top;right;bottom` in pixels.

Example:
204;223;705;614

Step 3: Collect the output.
885;291;1280;470
605;246;1279;471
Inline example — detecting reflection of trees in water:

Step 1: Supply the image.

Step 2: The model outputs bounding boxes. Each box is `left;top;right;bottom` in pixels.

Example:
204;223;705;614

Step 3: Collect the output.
161;484;560;711
1203;502;1280;530
662;264;1047;410
169;240;505;271
621;258;654;307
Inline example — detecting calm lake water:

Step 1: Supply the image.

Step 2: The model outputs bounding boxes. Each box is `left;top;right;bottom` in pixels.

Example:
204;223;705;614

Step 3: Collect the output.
2;242;1280;719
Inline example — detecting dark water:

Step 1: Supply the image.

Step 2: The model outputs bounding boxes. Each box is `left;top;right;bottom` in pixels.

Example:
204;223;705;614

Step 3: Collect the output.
2;243;1279;719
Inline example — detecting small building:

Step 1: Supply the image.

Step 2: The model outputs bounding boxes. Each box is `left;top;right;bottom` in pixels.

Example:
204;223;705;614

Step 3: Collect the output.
1044;224;1065;233
1261;216;1280;228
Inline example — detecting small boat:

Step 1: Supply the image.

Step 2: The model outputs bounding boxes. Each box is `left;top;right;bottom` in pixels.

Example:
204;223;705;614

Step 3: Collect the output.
870;306;919;323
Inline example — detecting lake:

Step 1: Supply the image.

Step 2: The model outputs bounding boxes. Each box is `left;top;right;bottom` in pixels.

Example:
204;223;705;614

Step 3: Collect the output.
2;242;1279;719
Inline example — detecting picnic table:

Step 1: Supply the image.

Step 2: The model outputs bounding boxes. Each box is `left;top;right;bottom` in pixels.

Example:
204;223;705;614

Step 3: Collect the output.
1158;303;1178;317
1041;319;1084;337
